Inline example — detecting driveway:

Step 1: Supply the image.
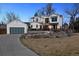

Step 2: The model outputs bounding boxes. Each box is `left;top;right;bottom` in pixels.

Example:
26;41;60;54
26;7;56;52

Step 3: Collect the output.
0;34;37;56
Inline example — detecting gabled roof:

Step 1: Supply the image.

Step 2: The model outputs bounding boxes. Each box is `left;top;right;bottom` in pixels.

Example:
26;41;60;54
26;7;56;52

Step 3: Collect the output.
7;20;26;25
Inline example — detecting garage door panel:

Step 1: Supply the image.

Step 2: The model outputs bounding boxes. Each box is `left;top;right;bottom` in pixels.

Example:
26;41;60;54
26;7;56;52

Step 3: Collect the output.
10;27;24;34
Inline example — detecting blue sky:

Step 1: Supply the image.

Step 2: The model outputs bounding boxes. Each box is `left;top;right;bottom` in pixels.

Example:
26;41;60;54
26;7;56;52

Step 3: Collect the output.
0;3;74;23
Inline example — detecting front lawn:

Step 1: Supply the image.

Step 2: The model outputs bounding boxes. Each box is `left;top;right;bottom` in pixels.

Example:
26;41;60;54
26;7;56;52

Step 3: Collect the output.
20;33;79;56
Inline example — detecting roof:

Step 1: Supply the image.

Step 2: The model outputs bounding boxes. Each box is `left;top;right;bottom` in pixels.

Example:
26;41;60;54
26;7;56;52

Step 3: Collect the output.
31;13;63;19
24;22;30;26
7;20;27;25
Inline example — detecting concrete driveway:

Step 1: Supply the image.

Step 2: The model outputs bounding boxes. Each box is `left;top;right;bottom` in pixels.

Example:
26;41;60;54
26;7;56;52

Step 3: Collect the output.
0;34;37;56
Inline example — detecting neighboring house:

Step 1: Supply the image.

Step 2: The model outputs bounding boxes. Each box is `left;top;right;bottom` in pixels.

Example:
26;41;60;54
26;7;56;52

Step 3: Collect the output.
0;24;6;34
30;14;63;30
7;20;28;34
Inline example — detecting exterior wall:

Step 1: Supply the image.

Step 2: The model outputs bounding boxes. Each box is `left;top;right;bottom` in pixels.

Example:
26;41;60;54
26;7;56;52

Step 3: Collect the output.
57;16;63;28
32;17;42;23
30;14;63;30
7;20;28;34
49;15;58;23
31;16;45;23
30;22;41;29
49;14;63;29
43;16;49;23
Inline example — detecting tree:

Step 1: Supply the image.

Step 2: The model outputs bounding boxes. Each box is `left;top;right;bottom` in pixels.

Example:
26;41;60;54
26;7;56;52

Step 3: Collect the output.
5;12;20;23
65;4;79;31
0;18;6;25
34;3;55;16
34;12;38;16
73;17;79;32
0;21;5;24
45;3;55;16
63;23;69;30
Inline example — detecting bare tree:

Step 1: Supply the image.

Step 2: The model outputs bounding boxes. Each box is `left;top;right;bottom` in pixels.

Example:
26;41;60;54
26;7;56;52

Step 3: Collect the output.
0;17;7;24
34;3;55;16
0;21;5;24
65;4;79;31
45;3;55;16
34;12;38;16
5;12;20;23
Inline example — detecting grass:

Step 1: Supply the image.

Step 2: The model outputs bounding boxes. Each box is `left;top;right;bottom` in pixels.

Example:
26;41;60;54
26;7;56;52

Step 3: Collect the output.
20;33;79;56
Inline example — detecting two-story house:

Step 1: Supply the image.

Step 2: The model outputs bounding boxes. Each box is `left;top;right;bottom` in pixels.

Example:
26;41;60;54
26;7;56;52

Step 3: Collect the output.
30;14;63;31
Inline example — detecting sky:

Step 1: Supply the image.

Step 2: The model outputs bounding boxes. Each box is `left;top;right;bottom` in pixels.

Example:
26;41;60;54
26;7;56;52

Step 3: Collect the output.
0;3;74;24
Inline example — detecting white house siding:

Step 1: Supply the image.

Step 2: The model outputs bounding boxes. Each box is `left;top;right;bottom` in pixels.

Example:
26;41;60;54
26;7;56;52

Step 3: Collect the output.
30;22;41;29
49;14;58;23
57;16;63;28
7;20;28;34
49;14;63;29
43;16;49;23
30;14;63;30
32;16;44;23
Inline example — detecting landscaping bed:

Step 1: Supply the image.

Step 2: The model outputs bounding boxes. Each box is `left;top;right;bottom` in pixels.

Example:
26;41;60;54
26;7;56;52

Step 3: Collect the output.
20;32;79;56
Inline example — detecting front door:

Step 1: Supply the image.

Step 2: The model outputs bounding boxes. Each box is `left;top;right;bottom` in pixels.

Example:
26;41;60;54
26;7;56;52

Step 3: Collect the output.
53;25;57;30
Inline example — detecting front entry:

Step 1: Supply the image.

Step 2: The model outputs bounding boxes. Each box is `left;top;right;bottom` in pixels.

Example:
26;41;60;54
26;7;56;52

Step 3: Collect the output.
53;25;57;30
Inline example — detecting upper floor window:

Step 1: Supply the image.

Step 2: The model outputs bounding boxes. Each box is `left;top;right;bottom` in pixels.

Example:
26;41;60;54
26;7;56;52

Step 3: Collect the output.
45;18;49;23
51;17;57;22
36;18;38;22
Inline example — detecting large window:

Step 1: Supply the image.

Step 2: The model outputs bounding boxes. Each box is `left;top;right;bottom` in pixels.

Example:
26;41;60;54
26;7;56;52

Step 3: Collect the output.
51;17;57;22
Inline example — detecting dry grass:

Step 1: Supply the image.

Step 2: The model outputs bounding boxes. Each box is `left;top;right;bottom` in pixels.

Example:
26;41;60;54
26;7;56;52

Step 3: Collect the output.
20;33;79;56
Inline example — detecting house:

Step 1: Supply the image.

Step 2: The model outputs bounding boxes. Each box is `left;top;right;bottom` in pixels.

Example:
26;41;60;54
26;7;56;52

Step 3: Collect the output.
30;14;63;31
7;20;28;34
24;22;30;30
0;24;6;34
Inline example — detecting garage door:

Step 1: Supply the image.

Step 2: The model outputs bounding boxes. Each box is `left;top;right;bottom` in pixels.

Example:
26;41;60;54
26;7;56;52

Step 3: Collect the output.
10;27;24;34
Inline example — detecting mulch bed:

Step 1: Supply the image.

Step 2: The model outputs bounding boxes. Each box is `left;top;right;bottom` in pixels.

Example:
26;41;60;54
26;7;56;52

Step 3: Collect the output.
21;31;73;39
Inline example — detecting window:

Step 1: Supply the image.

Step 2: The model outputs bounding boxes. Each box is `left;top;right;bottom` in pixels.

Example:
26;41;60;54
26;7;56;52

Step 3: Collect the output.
40;25;42;29
36;25;38;28
51;17;57;22
45;18;49;23
36;18;38;22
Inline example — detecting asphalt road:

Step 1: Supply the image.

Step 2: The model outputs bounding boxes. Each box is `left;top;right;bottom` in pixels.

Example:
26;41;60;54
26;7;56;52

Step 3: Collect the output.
0;34;37;56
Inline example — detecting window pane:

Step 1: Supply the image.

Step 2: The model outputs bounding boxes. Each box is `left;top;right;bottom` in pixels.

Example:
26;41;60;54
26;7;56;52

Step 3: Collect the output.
36;18;38;22
45;18;49;23
52;17;57;22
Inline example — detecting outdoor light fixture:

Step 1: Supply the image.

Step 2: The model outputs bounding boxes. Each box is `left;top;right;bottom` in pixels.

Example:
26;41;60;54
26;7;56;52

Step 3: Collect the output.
57;25;60;29
48;25;52;30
